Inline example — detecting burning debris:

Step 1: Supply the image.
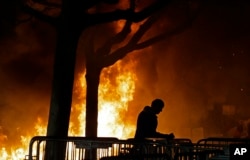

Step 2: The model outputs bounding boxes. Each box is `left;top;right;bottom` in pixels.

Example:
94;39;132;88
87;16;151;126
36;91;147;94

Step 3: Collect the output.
0;59;138;159
0;0;250;159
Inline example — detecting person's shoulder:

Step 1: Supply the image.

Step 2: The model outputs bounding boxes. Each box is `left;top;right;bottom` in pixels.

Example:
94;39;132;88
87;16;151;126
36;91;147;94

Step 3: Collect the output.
139;106;150;116
143;106;151;111
141;106;155;117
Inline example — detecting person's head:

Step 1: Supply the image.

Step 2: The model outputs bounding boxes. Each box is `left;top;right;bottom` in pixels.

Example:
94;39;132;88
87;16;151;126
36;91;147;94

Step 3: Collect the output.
151;99;164;114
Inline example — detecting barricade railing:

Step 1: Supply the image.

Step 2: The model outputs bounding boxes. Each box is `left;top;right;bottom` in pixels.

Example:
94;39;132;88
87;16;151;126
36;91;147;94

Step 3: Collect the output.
26;137;178;160
26;137;202;160
101;138;175;160
195;137;250;160
197;137;250;146
26;137;250;160
26;136;119;160
174;137;250;160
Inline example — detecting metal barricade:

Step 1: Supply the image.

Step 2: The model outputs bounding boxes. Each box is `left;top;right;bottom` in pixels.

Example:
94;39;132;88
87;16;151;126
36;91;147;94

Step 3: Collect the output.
173;137;250;160
27;136;118;160
27;137;176;160
100;138;196;160
27;137;250;160
171;138;196;160
195;137;250;160
100;138;173;160
197;137;250;146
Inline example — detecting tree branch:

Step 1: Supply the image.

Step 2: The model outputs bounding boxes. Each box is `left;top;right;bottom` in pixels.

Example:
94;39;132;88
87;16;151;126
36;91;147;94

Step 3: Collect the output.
99;14;158;67
29;0;62;8
127;15;157;46
95;0;136;57
84;0;172;26
101;45;134;68
21;0;59;26
133;0;203;50
95;20;132;57
99;2;201;68
134;17;194;50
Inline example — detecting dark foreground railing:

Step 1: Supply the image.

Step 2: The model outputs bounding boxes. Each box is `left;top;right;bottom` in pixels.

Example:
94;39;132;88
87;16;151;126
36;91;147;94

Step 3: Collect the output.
174;137;250;160
26;136;118;160
25;137;250;160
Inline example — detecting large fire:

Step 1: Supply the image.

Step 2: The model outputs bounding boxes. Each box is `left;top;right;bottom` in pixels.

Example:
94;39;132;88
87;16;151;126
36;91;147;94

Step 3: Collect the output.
0;60;137;159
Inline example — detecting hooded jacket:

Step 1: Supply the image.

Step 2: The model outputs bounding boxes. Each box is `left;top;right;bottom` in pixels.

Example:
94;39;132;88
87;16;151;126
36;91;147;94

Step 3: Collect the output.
134;106;166;139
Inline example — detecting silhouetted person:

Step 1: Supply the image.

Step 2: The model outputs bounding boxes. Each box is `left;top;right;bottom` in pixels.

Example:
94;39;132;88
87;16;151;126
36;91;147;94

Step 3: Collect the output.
134;99;174;140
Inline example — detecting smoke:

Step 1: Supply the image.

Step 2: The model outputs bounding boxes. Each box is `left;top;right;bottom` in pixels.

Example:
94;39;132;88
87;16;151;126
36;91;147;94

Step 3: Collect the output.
0;18;55;145
71;0;250;141
125;0;250;140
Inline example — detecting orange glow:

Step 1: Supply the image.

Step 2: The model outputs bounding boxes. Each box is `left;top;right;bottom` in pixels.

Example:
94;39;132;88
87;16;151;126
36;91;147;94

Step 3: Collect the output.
98;62;136;138
0;117;47;159
71;60;137;138
0;60;137;159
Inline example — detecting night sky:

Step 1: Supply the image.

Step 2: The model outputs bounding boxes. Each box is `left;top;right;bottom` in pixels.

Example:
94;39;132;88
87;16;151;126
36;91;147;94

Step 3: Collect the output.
1;0;250;143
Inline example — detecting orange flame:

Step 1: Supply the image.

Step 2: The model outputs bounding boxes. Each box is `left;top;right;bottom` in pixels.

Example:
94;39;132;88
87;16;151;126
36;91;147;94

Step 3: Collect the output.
0;59;137;159
98;62;136;138
71;60;137;138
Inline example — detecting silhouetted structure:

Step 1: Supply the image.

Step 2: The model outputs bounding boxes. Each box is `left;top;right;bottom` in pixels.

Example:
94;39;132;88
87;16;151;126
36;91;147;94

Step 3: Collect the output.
134;98;174;140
